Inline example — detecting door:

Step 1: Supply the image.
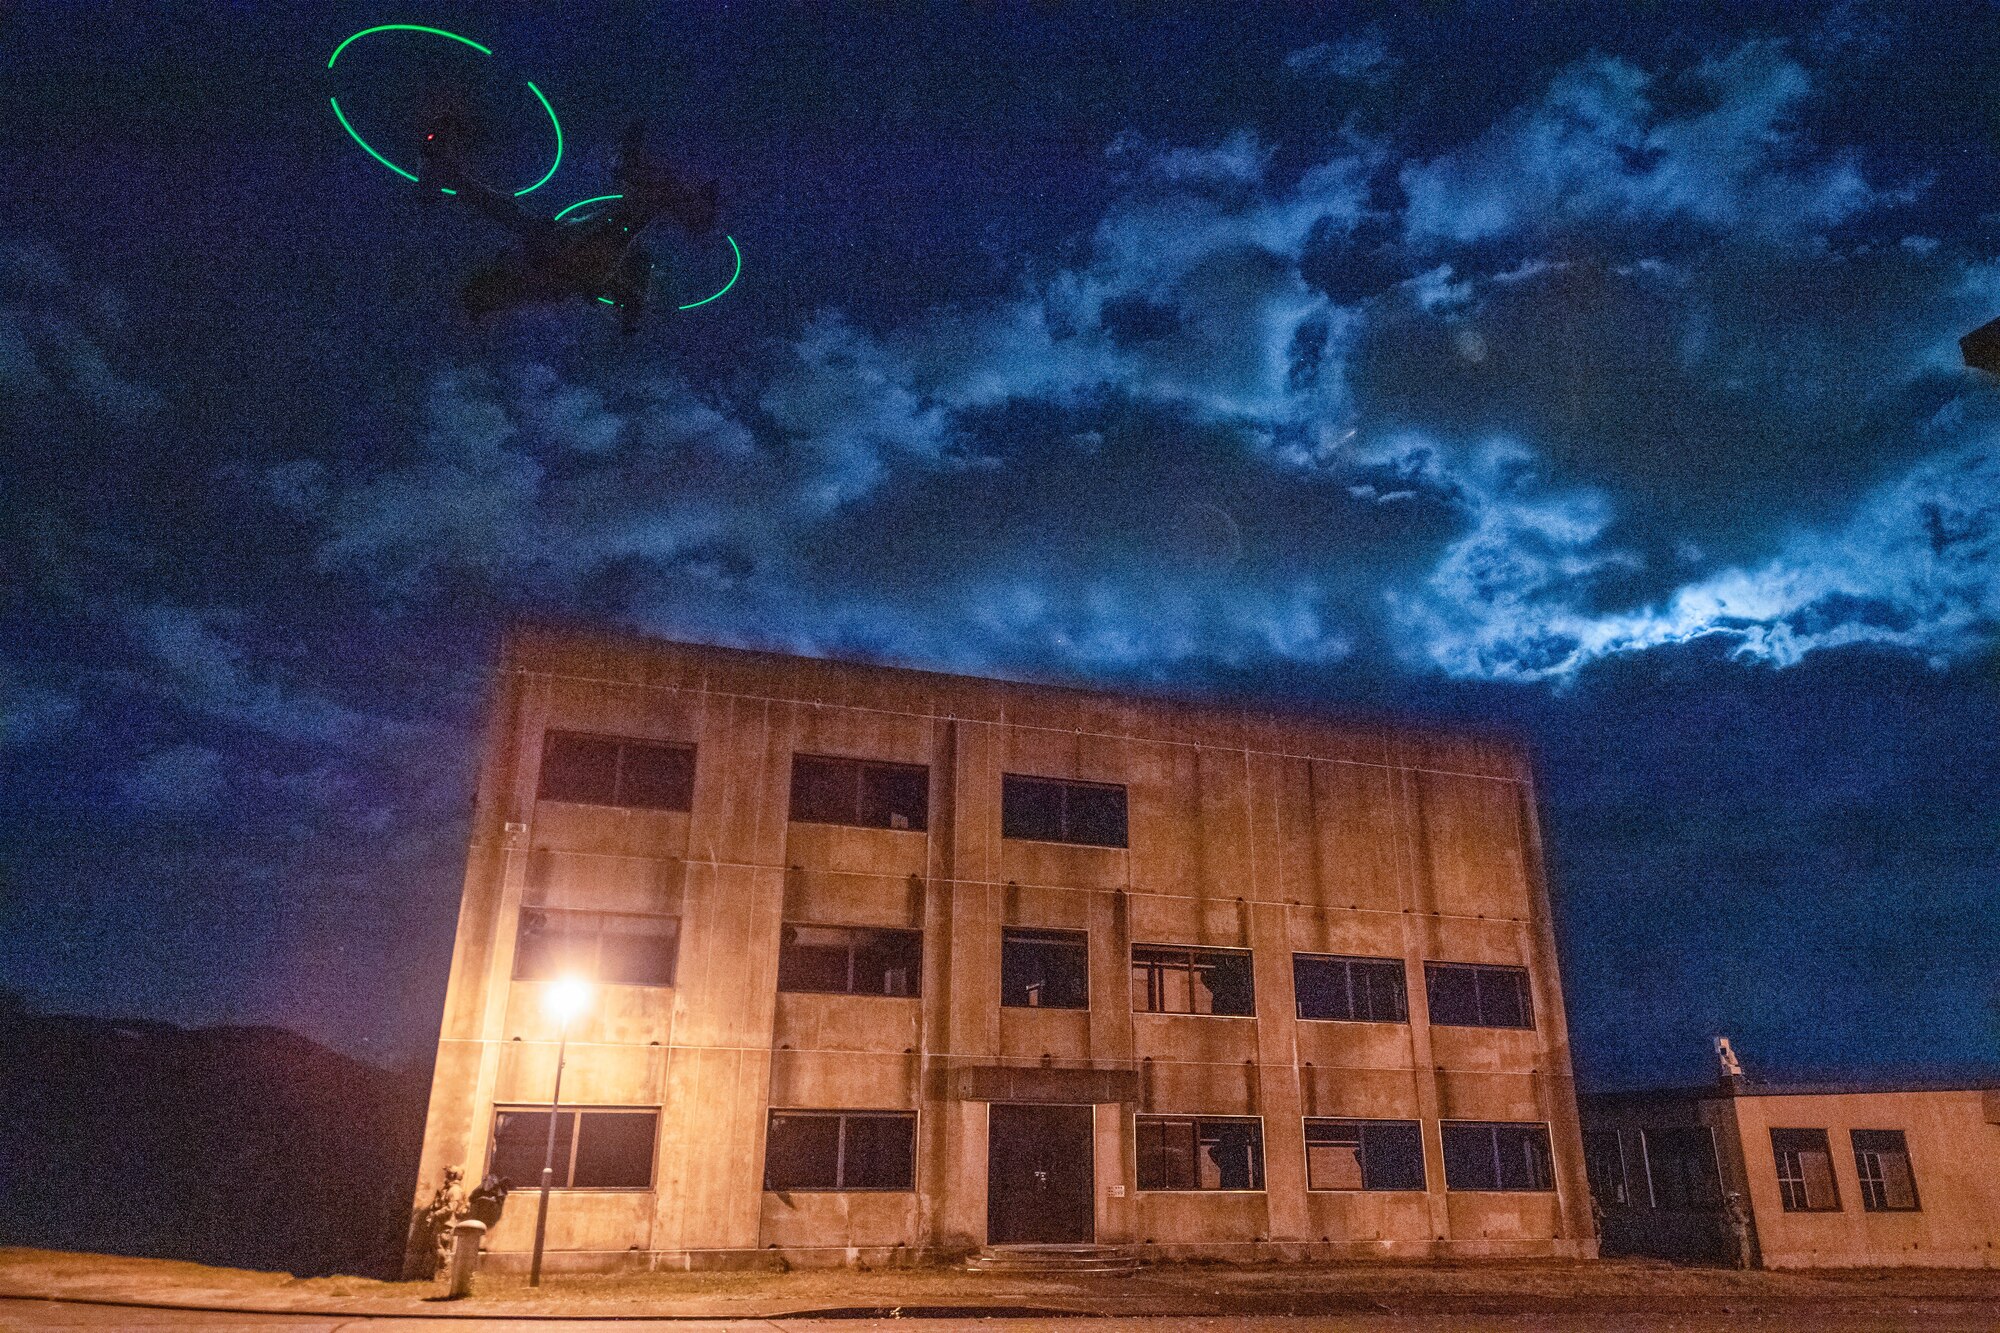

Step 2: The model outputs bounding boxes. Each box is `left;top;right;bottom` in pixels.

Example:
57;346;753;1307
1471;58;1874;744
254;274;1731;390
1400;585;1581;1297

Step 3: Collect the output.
987;1103;1094;1244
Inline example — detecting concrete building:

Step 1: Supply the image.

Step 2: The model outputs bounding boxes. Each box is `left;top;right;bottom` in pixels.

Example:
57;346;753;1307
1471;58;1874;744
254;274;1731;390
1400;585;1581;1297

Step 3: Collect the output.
409;626;1596;1271
1583;1080;2000;1268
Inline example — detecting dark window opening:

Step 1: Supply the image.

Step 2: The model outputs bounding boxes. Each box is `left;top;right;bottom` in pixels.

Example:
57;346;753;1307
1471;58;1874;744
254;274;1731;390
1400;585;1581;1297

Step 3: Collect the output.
1584;1129;1633;1208
789;754;929;831
1001;928;1089;1009
1642;1126;1722;1211
489;1108;657;1189
514;908;680;987
1304;1118;1426;1191
1136;1116;1264;1190
1772;1128;1841;1212
1424;962;1534;1029
1001;774;1128;847
1851;1129;1918;1212
1441;1121;1554;1192
1131;945;1254;1016
777;924;921;997
764;1111;915;1191
538;732;694;812
1293;954;1408;1023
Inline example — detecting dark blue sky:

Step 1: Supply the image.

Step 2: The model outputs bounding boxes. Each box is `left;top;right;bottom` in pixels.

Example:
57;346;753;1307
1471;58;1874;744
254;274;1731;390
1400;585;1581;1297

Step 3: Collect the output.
2;2;1994;1088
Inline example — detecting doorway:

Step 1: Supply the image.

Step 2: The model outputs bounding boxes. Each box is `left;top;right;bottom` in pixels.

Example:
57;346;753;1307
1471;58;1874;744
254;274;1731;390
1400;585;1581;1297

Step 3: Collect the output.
987;1102;1095;1244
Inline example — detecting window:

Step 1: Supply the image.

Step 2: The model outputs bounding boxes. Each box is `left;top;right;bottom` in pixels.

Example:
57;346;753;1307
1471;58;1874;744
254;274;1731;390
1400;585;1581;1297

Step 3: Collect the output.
1304;1119;1426;1191
1294;954;1407;1023
1135;1116;1264;1190
763;1111;915;1191
537;732;694;811
1131;945;1255;1016
1424;963;1533;1029
1441;1121;1555;1191
777;924;922;997
789;754;928;831
1001;928;1088;1009
1001;774;1128;847
1584;1129;1633;1208
1642;1126;1722;1210
1852;1129;1919;1212
489;1108;656;1189
513;908;679;987
1771;1128;1841;1212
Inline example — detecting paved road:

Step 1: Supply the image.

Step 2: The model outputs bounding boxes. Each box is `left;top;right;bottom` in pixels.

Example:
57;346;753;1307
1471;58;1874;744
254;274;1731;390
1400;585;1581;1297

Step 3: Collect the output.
6;1296;1998;1333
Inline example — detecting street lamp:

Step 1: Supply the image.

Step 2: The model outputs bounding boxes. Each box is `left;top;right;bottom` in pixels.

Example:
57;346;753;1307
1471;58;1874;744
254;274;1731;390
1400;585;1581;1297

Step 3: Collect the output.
529;974;593;1288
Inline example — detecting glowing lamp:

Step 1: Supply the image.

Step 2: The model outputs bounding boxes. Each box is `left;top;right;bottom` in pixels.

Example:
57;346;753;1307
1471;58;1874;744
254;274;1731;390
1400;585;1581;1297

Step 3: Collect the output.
544;975;593;1024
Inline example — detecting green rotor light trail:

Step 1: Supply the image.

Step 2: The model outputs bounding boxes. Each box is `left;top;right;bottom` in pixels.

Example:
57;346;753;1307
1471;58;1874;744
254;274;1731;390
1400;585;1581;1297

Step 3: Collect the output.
326;25;562;197
554;194;624;223
677;235;741;310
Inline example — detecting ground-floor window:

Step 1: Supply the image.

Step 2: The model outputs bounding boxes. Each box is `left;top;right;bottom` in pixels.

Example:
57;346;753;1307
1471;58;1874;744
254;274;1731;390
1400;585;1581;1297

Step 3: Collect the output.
1771;1128;1841;1211
1304;1118;1426;1191
1642;1125;1722;1209
489;1107;658;1189
764;1110;916;1191
1851;1129;1918;1212
1441;1121;1554;1191
1135;1115;1265;1191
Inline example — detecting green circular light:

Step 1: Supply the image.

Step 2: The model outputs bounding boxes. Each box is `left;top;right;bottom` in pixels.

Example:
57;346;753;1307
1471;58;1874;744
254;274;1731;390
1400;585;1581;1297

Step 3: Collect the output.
326;26;562;197
554;193;624;223
678;236;741;311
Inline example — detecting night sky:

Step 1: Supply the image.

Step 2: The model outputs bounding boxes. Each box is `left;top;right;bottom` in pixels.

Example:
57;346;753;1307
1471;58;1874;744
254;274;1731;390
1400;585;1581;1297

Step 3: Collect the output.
3;2;1995;1091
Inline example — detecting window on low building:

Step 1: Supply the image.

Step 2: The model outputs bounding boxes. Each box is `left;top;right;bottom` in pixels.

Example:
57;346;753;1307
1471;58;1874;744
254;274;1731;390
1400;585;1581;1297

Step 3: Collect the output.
1135;1116;1265;1190
1304;1119;1426;1191
1293;954;1408;1023
1131;945;1255;1016
1001;928;1088;1009
788;754;929;831
763;1111;916;1191
1423;962;1534;1029
777;924;922;997
513;907;680;987
489;1107;657;1189
1852;1129;1919;1212
537;732;695;811
1441;1121;1555;1191
1771;1128;1841;1211
1583;1129;1632;1208
1642;1125;1722;1210
1000;775;1128;847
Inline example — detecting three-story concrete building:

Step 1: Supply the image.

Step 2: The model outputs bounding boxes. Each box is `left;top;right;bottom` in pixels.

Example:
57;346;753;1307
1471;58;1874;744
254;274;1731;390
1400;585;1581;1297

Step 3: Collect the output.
409;626;1595;1270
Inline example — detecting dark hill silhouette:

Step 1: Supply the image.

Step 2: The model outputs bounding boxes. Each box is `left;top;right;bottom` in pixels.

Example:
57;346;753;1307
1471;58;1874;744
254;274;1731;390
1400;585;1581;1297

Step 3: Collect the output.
0;996;427;1277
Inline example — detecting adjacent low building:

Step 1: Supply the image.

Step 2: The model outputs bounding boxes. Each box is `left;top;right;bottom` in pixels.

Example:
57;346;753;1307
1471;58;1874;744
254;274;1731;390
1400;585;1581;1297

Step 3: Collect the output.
1583;1079;2000;1268
408;626;1596;1271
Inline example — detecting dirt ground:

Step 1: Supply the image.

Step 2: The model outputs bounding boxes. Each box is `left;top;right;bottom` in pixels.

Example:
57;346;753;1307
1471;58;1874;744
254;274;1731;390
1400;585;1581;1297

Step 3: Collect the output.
5;1246;2000;1324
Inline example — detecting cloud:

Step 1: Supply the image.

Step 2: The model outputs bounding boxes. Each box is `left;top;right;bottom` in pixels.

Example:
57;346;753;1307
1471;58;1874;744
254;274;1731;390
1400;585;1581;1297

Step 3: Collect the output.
1400;42;1884;247
1286;32;1397;86
0;241;162;419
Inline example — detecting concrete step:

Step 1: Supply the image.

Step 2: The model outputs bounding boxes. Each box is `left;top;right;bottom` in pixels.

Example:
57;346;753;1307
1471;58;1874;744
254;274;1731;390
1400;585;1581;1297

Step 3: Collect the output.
963;1243;1142;1275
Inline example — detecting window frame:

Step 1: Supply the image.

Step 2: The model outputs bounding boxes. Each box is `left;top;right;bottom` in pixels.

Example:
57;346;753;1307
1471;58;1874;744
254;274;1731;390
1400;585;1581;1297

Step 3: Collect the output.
487;1105;659;1191
511;905;681;987
1134;1114;1267;1192
1639;1124;1723;1212
787;752;930;832
1440;1120;1557;1193
762;1109;918;1193
1851;1128;1921;1213
1302;1117;1428;1192
999;773;1129;848
1422;961;1536;1030
776;922;924;998
1000;927;1090;1010
1292;953;1409;1024
1771;1127;1843;1213
1129;943;1257;1017
536;731;696;812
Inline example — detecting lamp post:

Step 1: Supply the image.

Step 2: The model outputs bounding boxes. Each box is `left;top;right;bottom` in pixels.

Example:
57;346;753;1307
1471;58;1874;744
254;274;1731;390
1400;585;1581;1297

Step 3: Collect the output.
529;974;593;1288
